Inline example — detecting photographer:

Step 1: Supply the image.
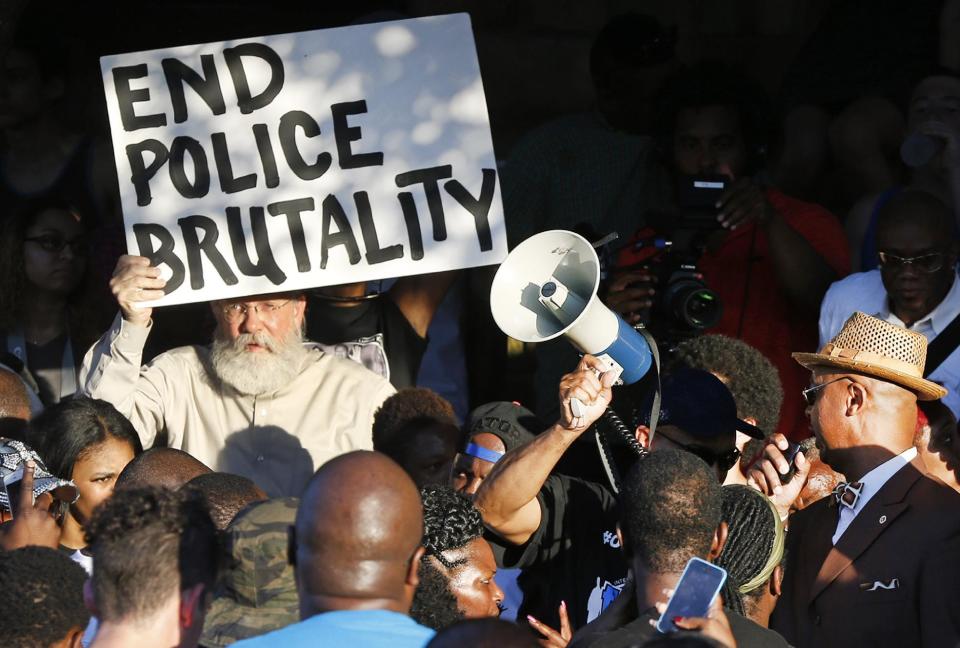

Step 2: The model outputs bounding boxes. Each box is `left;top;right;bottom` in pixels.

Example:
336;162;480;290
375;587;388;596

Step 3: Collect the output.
607;62;850;441
474;359;755;635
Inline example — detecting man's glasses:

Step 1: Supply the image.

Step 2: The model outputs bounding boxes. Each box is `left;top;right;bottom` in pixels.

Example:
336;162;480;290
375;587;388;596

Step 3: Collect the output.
877;251;947;273
221;300;293;323
801;377;851;407
23;234;89;256
656;430;741;472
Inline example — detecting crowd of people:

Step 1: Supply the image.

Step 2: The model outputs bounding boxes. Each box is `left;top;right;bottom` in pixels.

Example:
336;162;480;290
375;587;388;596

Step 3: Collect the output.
3;6;960;648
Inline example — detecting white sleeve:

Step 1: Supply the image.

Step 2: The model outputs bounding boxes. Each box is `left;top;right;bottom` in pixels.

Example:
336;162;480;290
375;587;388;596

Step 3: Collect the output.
78;313;166;449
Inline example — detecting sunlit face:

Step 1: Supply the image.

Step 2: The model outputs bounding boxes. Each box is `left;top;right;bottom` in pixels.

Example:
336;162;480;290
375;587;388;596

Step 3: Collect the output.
441;537;504;619
450;433;506;497
672;104;747;178
70;436;136;526
805;373;855;469
212;295;306;349
22;208;87;294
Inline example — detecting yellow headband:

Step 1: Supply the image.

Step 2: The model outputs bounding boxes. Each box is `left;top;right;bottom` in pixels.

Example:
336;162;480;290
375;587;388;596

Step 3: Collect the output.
738;493;785;594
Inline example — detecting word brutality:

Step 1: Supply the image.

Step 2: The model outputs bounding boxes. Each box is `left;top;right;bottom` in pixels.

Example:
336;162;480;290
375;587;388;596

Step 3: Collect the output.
110;43;496;293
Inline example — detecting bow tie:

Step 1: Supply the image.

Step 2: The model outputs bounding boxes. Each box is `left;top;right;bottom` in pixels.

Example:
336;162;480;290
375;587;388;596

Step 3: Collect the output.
832;481;863;509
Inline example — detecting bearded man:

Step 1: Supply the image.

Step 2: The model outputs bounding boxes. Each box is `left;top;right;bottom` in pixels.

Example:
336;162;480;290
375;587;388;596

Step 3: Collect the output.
79;255;395;496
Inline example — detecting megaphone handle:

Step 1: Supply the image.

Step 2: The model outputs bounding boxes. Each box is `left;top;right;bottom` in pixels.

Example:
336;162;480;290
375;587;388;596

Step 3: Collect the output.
569;396;587;428
570;397;586;419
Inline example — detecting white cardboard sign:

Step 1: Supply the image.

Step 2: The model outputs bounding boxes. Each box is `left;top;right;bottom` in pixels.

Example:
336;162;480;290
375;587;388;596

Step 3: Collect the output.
100;14;505;306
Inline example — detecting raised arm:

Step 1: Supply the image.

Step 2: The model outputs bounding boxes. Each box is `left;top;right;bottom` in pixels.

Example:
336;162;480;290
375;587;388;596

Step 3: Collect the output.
473;354;615;545
79;255;168;448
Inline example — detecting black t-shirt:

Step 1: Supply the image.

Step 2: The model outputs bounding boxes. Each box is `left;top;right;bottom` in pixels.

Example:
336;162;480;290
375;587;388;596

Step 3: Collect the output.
573;606;792;648
305;295;426;390
490;474;628;631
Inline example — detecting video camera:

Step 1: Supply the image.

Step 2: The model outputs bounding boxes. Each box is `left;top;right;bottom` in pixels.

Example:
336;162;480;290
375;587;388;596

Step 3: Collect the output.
613;174;726;344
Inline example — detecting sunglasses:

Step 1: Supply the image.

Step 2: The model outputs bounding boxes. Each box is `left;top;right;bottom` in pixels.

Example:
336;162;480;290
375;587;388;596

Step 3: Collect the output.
877;251;947;273
801;376;851;407
656;429;741;472
23;234;89;256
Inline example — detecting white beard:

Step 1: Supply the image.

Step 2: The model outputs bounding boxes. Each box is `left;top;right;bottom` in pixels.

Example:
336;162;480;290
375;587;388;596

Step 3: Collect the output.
209;327;308;396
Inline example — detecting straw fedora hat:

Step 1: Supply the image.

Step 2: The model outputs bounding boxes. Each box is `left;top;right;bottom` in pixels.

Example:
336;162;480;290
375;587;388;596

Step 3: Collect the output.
792;311;948;401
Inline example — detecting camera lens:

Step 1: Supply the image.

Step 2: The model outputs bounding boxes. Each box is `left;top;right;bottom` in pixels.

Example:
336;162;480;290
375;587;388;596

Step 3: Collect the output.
681;288;721;329
664;279;722;330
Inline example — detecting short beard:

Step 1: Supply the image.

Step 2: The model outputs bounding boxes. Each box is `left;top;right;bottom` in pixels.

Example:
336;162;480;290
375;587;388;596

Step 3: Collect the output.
209;326;308;396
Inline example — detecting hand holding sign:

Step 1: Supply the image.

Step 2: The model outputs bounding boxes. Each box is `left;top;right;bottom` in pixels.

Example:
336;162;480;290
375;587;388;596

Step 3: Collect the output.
110;255;167;326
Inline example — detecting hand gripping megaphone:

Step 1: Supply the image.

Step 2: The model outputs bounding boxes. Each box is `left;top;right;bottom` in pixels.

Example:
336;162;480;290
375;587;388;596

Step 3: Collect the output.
490;230;653;385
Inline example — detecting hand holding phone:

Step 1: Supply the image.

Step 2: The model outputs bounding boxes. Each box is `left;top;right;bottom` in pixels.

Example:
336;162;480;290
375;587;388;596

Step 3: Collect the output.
655;557;727;634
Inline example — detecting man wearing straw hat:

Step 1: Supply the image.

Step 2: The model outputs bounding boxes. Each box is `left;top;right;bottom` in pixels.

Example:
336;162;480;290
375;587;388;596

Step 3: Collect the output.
768;312;960;648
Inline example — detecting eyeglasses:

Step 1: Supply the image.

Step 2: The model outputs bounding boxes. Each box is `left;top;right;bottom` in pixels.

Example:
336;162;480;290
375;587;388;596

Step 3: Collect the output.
801;377;850;407
23;234;89;256
220;300;293;323
877;251;947;273
655;429;741;472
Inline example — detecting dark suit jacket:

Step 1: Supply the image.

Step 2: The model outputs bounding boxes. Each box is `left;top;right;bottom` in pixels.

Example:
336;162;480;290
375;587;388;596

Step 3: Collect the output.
770;456;960;648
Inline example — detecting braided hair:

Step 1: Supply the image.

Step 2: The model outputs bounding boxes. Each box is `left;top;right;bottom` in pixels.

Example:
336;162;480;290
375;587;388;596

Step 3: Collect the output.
420;484;485;569
410;485;486;630
716;485;785;616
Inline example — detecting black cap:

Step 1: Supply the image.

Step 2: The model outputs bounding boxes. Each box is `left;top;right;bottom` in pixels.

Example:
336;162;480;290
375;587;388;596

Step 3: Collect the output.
638;367;764;440
465;402;542;453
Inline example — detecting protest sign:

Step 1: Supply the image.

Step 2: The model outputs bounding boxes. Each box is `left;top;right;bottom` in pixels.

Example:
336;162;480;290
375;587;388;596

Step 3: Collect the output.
100;13;506;306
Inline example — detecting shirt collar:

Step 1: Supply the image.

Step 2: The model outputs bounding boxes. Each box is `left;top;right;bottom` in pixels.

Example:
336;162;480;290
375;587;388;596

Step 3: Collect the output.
847;446;917;516
880;269;960;335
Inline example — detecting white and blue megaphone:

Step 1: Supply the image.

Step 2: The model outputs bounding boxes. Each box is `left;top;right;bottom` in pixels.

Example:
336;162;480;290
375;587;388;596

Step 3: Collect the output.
490;230;653;384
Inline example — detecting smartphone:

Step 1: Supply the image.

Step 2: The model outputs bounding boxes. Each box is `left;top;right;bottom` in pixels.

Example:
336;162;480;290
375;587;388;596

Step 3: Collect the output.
3;464;27;517
779;441;802;484
655;557;727;633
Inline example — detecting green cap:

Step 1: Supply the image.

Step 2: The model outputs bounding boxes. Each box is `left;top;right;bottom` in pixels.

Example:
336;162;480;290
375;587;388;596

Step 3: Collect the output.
201;497;300;647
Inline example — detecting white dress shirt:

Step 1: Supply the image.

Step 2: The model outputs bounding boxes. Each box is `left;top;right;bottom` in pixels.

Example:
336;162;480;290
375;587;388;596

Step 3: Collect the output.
833;446;917;544
819;269;960;416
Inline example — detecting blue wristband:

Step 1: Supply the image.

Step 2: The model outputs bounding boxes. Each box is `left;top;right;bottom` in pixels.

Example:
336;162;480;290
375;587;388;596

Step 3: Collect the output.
464;442;504;464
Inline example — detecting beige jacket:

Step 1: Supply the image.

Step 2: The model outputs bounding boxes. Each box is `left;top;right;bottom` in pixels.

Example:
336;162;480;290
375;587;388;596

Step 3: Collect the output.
80;315;395;496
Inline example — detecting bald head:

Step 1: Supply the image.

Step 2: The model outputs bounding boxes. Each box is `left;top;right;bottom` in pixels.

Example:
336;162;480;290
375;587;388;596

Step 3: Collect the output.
876;190;953;241
116;448;212;490
294;451;424;617
0;368;30;441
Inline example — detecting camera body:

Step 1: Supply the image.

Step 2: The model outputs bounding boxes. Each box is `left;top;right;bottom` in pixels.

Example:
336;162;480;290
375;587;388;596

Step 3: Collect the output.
650;251;721;336
615;175;726;344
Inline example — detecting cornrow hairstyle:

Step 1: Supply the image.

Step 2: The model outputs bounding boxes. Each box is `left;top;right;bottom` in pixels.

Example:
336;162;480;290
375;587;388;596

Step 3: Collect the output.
411;485;485;630
0;546;90;648
419;484;484;570
716;485;785;616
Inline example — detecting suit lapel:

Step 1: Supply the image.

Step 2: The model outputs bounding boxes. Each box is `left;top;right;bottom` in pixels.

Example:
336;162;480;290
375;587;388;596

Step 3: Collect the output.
807;457;924;604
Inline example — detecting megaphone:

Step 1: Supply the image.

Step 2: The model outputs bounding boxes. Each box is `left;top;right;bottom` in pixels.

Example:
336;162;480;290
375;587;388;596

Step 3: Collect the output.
490;230;653;384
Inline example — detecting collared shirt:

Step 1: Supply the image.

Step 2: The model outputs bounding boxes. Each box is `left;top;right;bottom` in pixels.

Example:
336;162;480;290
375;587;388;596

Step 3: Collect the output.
819;269;960;416
833;446;917;544
233;609;434;648
79;315;395;497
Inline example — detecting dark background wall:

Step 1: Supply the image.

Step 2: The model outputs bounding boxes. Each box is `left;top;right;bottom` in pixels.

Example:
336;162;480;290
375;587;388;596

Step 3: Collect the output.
26;0;833;157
